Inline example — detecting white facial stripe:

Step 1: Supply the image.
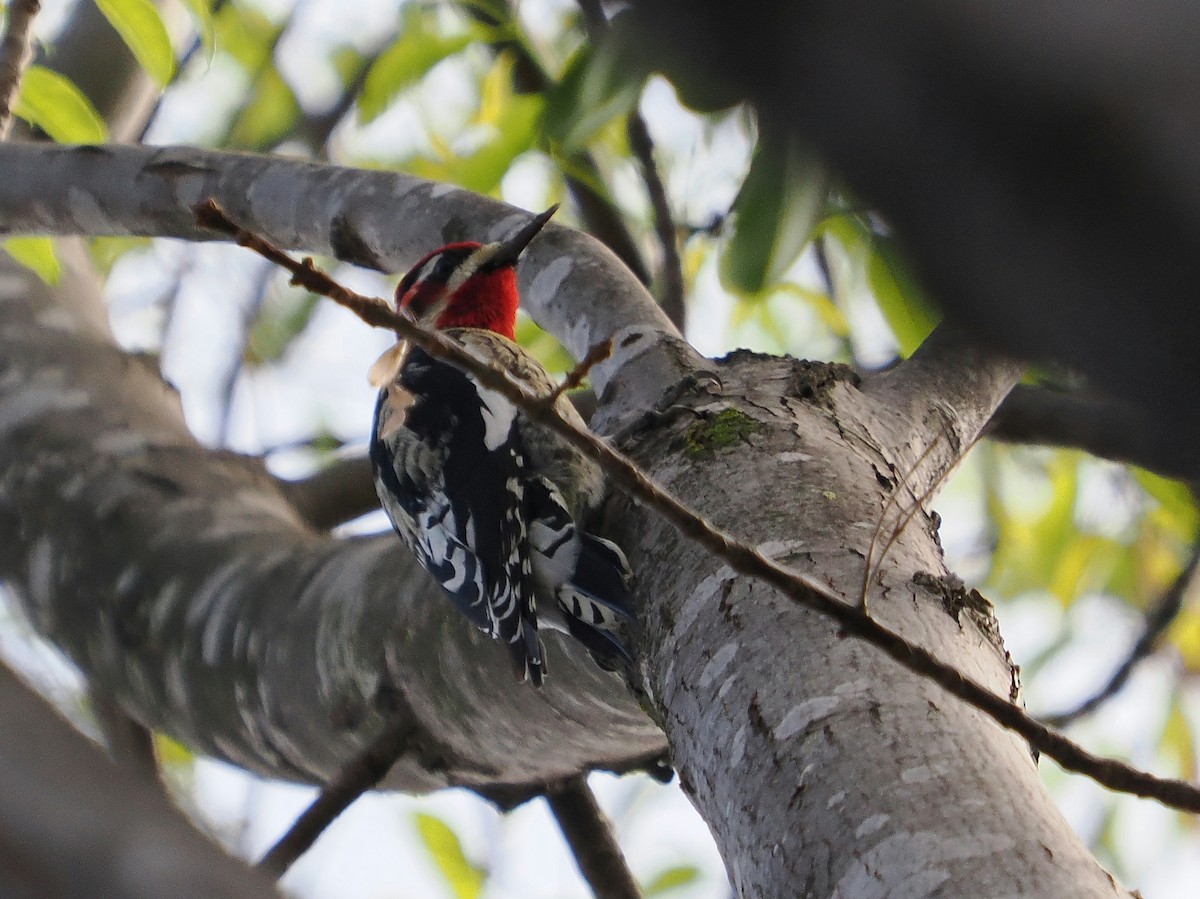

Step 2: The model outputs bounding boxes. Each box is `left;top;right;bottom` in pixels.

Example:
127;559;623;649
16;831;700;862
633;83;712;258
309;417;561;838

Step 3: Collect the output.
410;256;439;288
444;243;500;297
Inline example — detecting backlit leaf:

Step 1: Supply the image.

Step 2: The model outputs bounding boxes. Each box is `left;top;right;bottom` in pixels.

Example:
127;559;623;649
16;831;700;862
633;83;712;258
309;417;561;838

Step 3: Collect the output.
413;812;485;899
214;3;279;71
358;8;477;125
227;67;300;151
94;0;177;87
722;123;827;295
3;237;61;285
179;0;216;61
645;865;702;896
14;66;107;144
543;43;644;153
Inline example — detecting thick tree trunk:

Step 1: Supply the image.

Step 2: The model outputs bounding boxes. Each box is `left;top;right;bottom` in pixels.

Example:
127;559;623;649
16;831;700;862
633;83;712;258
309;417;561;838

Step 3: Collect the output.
0;150;1133;896
607;351;1127;896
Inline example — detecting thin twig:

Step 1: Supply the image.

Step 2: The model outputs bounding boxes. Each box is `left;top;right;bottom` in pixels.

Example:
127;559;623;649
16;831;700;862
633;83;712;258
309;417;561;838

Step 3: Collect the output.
194;199;1200;816
1045;545;1200;728
216;258;275;447
627;113;686;331
543;338;612;406
545;777;643;899
575;0;686;330
257;719;414;879
857;431;945;610
0;0;41;140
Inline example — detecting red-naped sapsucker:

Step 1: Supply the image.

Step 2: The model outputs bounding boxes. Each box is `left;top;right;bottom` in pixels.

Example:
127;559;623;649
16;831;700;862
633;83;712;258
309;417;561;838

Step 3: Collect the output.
370;208;634;686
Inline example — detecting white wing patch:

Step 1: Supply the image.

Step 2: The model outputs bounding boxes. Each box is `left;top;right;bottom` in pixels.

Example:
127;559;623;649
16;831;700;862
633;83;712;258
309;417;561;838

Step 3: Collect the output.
476;383;518;451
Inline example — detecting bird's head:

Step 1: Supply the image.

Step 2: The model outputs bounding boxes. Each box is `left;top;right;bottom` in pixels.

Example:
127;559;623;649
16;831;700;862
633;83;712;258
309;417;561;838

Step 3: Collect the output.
395;205;557;340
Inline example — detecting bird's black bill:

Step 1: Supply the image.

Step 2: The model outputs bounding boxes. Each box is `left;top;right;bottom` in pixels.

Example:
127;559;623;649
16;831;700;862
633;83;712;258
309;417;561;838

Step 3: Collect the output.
491;204;559;267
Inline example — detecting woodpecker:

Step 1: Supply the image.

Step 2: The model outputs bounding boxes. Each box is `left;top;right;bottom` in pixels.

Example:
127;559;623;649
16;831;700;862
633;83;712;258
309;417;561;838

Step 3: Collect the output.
369;207;634;686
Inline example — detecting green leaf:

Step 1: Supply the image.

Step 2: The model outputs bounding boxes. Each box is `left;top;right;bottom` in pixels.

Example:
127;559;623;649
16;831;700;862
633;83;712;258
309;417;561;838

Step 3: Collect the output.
245;288;320;365
413;812;486;899
822;214;939;355
213;3;280;71
1158;691;1196;781
1134;469;1199;540
3;237;61;285
88;236;153;274
645;865;702;896
358;9;476;125
179;0;216;61
14;66;107;143
543;43;644;154
413;54;542;195
865;234;940;356
722;123;827;295
227;67;300;151
330;44;364;86
94;0;176;87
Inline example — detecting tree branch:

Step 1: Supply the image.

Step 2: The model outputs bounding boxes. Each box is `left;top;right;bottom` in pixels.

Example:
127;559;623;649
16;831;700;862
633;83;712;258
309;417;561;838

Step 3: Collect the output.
0;142;694;413
91;690;159;778
988;384;1196;483
546;777;642;899
278;456;381;530
627;112;686;331
197;201;1200;815
863;323;1025;495
0;660;277;897
0;0;39;140
257;719;415;879
1044;545;1200;728
0;243;665;794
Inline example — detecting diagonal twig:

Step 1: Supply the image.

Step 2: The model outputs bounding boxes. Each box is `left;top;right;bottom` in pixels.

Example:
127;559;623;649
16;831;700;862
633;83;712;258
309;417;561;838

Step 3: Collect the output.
546;777;642;899
627;112;686;331
1044;544;1200;728
194;198;1200;816
542;338;613;407
0;0;41;140
257;719;415;879
575;0;686;330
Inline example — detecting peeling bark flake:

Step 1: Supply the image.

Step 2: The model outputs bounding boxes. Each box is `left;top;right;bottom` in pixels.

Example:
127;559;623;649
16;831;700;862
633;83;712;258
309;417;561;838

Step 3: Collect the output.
777;696;842;741
699;642;739;688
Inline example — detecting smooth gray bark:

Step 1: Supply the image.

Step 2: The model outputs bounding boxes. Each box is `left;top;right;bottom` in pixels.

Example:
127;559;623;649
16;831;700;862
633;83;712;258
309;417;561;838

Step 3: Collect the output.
614;354;1125;897
0;242;664;793
0;660;277;898
0;141;700;407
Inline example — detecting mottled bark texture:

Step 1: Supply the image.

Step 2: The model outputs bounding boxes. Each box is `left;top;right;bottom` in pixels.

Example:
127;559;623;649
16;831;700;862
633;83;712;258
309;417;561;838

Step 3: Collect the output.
629;0;1200;481
0;152;1132;895
0;142;700;408
611;353;1126;897
0;661;277;898
0;243;664;793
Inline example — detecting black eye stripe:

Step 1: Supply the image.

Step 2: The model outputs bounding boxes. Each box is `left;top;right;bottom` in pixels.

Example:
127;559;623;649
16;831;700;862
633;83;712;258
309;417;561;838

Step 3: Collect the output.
397;245;478;306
